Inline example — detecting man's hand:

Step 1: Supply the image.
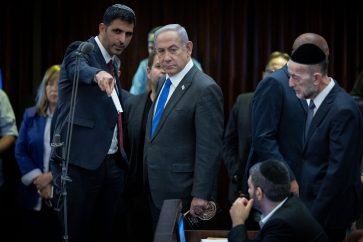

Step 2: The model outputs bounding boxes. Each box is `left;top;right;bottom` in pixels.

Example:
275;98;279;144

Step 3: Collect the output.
229;197;254;228
95;71;115;96
290;179;299;196
190;197;209;217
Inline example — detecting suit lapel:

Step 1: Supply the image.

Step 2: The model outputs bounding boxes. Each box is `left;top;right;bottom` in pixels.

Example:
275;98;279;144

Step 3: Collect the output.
304;84;339;147
150;66;197;141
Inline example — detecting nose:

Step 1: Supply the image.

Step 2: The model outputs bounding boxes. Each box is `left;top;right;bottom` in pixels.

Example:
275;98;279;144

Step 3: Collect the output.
118;33;126;44
288;76;295;87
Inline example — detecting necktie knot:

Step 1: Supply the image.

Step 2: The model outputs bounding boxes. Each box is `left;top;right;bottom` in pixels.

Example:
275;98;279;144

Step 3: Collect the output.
164;78;172;89
309;100;316;110
107;60;114;74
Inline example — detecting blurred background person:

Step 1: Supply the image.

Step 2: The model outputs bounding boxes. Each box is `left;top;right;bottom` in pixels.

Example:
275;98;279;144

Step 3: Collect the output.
130;26;203;95
223;51;289;204
350;69;363;230
0;88;18;235
123;51;165;241
15;64;62;242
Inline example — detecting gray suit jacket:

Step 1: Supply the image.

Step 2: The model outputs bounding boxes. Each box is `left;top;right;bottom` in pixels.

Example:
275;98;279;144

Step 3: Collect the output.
143;65;224;209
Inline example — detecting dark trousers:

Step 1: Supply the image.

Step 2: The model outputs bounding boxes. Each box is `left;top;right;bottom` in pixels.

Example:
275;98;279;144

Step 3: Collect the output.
18;203;62;242
51;155;126;242
125;186;153;242
325;228;347;242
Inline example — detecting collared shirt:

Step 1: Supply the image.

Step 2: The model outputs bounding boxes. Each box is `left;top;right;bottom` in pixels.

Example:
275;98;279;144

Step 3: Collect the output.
153;59;194;115
43;109;53;173
307;77;335;116
0;90;18;187
259;197;288;228
94;36;120;154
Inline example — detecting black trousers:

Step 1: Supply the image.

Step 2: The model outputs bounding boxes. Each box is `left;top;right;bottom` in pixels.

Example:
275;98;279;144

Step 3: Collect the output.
51;154;126;242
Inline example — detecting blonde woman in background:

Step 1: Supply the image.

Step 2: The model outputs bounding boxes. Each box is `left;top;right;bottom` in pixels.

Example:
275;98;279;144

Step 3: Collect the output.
15;64;62;242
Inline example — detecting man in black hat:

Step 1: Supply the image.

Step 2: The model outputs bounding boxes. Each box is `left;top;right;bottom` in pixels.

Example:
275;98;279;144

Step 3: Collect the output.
288;40;363;242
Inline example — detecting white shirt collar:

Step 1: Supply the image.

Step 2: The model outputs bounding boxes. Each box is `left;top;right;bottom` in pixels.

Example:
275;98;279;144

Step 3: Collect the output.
308;77;335;114
259;197;288;228
166;59;194;88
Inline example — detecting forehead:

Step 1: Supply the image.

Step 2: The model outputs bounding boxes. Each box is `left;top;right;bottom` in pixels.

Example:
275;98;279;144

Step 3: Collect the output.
109;19;134;32
287;60;309;75
155;31;181;47
247;176;252;185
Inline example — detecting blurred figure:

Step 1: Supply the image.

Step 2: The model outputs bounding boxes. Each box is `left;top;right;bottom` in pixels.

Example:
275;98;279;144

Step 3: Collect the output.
124;51;165;242
228;159;327;242
130;26;203;95
288;39;363;242
15;64;62;242
50;4;135;242
350;70;363;230
262;51;290;78
143;24;224;228
0;88;18;231
223;51;289;204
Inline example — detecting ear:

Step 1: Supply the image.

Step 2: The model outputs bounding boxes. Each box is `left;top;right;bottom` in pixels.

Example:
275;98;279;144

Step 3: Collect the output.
256;187;263;201
185;41;193;56
99;23;106;35
147;66;151;80
313;72;322;86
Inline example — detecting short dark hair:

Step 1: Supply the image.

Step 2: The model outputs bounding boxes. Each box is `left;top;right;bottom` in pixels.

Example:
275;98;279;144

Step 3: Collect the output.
103;4;136;26
249;160;290;202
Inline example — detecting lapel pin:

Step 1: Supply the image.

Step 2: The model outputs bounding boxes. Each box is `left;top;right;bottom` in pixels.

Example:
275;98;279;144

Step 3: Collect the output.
182;85;185;90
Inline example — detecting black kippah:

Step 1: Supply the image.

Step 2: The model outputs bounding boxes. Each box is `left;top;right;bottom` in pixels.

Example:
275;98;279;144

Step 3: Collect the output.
291;43;326;65
260;160;289;185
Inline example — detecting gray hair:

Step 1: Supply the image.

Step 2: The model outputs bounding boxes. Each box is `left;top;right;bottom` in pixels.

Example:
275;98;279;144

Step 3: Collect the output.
154;24;189;46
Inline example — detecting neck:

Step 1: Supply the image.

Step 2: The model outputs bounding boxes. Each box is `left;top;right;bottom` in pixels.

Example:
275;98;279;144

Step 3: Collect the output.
261;200;282;216
48;104;56;114
150;86;156;102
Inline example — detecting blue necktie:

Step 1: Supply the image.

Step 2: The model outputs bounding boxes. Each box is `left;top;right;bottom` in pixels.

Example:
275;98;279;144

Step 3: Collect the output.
151;78;172;137
305;100;316;139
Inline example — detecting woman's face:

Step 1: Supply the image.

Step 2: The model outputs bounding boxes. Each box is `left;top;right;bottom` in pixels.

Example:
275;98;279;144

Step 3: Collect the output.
46;72;59;106
147;55;165;87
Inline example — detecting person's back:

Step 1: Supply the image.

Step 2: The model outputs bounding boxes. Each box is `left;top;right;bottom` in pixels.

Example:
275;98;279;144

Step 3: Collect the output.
259;195;328;242
223;51;290;201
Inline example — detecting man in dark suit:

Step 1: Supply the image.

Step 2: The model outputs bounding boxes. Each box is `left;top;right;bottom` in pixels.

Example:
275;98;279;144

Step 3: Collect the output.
228;159;328;242
288;41;363;242
50;4;135;242
223;51;289;204
245;33;331;196
143;24;224;227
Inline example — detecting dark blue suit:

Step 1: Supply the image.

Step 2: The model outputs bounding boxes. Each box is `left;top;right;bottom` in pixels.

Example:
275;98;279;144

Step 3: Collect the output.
51;38;127;169
50;38;129;242
300;83;363;231
223;92;253;202
245;65;306;192
15;106;61;242
15;107;46;210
